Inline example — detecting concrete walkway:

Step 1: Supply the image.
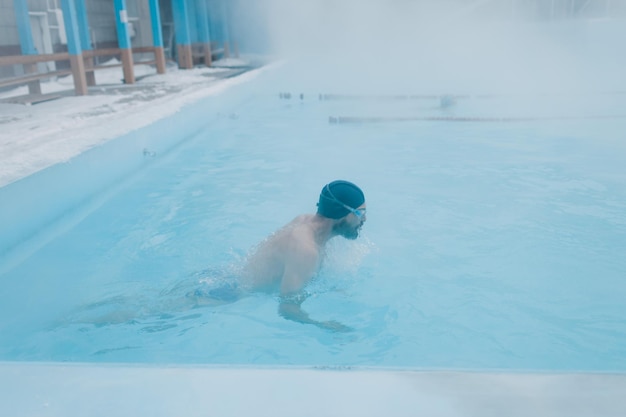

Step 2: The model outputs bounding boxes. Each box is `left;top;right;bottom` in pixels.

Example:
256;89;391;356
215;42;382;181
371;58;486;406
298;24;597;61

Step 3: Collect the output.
0;58;268;188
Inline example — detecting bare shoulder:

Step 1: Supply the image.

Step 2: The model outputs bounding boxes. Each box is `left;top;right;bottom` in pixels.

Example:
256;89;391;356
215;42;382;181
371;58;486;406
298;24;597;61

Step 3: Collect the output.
288;214;317;226
276;214;316;238
264;215;317;258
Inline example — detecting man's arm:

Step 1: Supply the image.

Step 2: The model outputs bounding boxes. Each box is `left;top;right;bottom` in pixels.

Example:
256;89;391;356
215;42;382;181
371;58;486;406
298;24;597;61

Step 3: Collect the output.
278;256;352;332
278;293;352;332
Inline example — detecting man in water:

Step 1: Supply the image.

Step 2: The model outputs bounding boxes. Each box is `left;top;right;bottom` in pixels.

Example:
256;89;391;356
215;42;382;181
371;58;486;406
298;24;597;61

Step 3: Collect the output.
241;180;367;332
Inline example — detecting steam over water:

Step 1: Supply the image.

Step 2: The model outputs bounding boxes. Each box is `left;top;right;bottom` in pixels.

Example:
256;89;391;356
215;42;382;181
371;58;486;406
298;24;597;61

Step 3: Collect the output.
234;0;626;96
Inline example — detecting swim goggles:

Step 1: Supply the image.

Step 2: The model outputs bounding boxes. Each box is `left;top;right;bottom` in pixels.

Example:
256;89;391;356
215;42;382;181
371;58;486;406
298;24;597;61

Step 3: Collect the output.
323;185;367;219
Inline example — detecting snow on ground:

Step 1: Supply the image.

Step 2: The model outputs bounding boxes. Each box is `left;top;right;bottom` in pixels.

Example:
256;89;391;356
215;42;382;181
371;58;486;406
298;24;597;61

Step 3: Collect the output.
0;56;273;188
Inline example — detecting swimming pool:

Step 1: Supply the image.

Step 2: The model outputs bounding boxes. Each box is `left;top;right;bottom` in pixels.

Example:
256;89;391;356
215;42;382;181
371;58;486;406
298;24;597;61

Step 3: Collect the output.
1;60;624;372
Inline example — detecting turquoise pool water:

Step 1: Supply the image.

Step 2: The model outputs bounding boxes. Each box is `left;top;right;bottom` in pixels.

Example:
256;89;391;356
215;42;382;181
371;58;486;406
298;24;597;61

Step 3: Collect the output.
1;64;625;371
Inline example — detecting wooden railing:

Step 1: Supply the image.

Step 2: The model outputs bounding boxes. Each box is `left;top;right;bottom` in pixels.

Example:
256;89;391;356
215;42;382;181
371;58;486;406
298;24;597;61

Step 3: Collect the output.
0;53;72;94
0;46;164;98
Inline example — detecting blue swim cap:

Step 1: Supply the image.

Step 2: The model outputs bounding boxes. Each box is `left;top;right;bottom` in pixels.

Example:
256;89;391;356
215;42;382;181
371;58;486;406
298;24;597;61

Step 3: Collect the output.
317;180;365;219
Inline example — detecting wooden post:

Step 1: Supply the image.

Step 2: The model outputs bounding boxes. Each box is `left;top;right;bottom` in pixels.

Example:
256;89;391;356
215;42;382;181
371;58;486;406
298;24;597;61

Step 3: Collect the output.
177;44;193;69
172;0;193;69
154;46;166;74
203;43;212;67
114;0;135;83
148;0;166;74
60;0;88;95
69;54;88;95
197;0;212;67
75;0;95;86
24;63;42;95
120;48;135;84
83;56;96;86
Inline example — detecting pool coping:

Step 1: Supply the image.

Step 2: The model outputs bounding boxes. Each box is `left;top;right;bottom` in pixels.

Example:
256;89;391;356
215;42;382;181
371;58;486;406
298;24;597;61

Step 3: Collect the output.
1;361;625;417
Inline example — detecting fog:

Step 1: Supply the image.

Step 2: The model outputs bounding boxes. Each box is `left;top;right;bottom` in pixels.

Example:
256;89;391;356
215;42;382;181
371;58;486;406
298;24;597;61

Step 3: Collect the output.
233;0;626;95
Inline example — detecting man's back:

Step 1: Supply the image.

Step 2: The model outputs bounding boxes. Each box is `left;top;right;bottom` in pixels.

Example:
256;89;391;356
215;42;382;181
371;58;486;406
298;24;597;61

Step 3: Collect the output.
240;214;323;294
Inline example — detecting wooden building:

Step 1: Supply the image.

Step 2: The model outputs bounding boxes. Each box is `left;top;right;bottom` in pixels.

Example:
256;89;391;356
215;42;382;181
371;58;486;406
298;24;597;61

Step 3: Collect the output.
0;0;235;97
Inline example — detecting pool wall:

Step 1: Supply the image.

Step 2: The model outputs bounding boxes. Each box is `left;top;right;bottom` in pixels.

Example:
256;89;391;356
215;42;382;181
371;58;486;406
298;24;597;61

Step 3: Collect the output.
0;83;251;273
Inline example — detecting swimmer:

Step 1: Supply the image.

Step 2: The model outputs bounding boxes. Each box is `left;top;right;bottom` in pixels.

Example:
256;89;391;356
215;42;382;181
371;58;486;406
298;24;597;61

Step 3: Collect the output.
75;182;365;330
241;180;367;332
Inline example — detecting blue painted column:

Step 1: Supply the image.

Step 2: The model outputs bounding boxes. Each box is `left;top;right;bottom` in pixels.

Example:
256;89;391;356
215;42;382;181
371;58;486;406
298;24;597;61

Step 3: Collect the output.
188;0;198;44
148;0;164;48
74;0;91;50
148;0;165;74
219;0;230;58
60;0;88;95
13;0;41;94
113;0;135;83
172;0;193;69
60;0;83;55
225;0;238;57
74;0;96;86
148;0;167;73
207;0;220;51
13;0;37;54
197;0;212;66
